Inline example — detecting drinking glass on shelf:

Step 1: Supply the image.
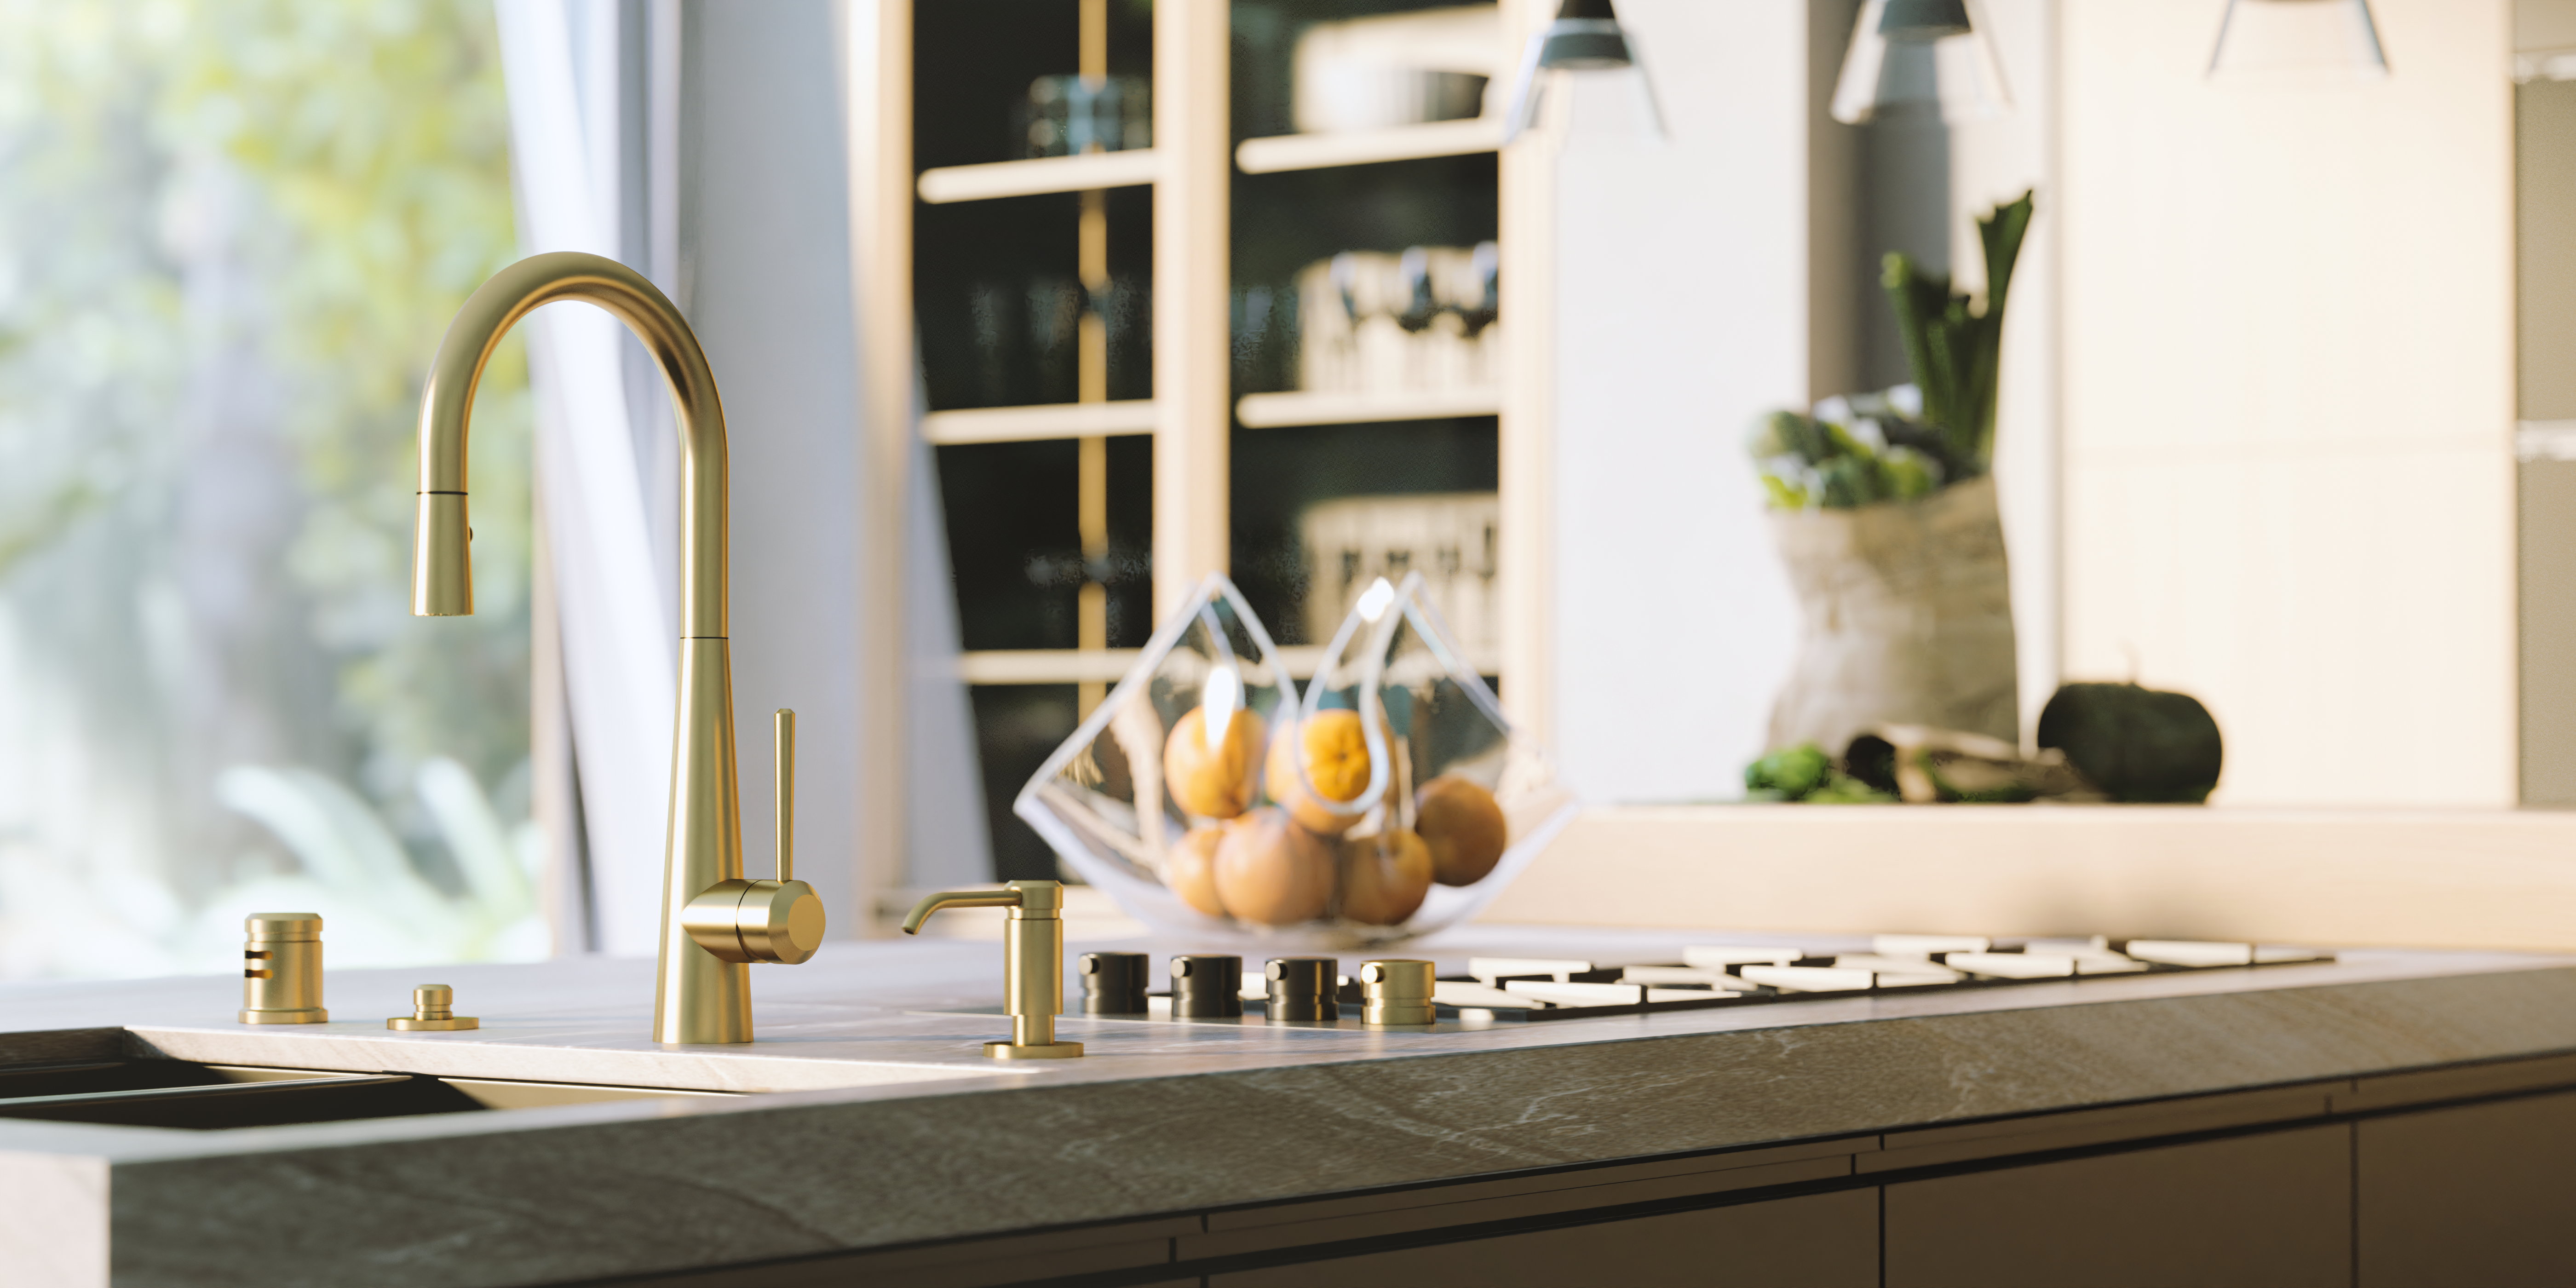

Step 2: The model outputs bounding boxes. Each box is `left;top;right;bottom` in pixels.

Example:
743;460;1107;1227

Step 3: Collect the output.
1017;75;1152;159
1290;246;1500;398
1397;247;1442;335
1461;241;1500;338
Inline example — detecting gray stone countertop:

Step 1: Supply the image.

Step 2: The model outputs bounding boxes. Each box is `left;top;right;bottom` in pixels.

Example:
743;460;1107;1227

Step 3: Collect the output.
5;924;2574;1288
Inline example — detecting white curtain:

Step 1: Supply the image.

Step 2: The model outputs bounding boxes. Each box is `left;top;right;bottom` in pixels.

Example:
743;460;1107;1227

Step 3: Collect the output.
495;0;676;957
497;0;995;949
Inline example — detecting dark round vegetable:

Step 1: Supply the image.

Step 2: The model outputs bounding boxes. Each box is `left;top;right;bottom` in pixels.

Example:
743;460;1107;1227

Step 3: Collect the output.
2035;683;2223;804
1842;734;1899;796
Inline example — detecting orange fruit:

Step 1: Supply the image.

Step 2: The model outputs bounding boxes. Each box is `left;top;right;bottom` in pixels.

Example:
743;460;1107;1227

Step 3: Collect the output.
1163;705;1266;819
1339;828;1433;926
1417;773;1507;886
1213;806;1336;926
1266;707;1377;836
1166;826;1229;919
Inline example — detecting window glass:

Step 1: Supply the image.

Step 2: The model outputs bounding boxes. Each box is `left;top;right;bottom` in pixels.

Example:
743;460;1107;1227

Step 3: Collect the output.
0;0;536;976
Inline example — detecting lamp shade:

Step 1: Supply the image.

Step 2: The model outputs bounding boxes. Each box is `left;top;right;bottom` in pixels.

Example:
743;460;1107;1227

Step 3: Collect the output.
2208;0;2388;80
1501;0;1666;144
1535;0;1633;70
1830;0;2012;126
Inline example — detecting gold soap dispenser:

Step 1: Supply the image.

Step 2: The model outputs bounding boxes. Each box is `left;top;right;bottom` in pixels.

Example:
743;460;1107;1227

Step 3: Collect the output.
902;880;1084;1059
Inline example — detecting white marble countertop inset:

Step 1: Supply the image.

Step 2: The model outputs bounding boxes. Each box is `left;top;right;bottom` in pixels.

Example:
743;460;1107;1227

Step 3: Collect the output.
1;926;2572;1288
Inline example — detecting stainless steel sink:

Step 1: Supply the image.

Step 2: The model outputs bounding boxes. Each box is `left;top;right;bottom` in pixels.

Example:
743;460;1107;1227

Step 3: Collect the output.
0;1059;737;1130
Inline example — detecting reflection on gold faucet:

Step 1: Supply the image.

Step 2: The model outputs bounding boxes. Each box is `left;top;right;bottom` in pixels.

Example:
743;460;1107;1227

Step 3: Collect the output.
411;252;822;1044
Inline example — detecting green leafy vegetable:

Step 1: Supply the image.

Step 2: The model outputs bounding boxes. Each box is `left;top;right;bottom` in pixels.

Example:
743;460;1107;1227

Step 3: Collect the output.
1744;743;1893;804
1744;401;1945;512
1882;190;2034;479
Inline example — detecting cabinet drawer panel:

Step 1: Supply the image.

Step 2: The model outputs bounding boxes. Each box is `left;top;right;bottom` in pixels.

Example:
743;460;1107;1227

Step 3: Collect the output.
1209;1189;1877;1288
2358;1090;2576;1288
1886;1125;2351;1288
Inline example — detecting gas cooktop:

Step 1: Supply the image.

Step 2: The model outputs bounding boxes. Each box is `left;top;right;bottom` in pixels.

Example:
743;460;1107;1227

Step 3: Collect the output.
1091;936;2334;1026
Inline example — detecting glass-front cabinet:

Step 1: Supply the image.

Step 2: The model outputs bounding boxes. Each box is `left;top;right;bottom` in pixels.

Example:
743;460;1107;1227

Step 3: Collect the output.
880;0;1545;882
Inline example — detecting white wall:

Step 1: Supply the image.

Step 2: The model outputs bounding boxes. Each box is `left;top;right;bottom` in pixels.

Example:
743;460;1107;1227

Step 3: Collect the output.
1547;0;2518;808
690;0;990;920
1546;0;2062;802
1947;0;2062;745
684;4;868;918
2059;0;2518;806
1548;0;1808;803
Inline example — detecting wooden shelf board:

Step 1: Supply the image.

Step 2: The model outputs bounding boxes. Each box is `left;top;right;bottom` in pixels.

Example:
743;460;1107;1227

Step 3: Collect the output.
958;645;1498;686
1236;388;1502;429
957;650;1144;685
921;401;1158;445
1273;644;1501;677
1234;119;1503;175
916;149;1161;205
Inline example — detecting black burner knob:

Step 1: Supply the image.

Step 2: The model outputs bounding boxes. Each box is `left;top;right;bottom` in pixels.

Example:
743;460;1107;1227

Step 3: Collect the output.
1265;957;1339;1021
1170;954;1244;1018
1079;951;1150;1015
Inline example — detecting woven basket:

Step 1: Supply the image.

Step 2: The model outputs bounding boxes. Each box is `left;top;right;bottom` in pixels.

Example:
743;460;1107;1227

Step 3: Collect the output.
1765;475;2019;754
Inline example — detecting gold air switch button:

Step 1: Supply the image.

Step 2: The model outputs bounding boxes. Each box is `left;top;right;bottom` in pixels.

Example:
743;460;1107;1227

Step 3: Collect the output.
388;984;479;1031
240;913;327;1024
1359;959;1437;1027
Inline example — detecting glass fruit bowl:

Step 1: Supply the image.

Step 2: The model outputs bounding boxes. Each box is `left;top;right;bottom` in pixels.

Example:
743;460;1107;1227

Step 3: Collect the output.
1015;572;1576;949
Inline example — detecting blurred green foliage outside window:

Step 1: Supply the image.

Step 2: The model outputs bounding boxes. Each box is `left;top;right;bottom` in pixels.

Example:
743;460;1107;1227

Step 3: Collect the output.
0;0;540;975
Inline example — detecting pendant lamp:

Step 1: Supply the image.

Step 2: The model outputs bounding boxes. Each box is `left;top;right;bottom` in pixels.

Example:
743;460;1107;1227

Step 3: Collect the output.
1830;0;2012;126
1500;0;1667;145
2208;0;2387;80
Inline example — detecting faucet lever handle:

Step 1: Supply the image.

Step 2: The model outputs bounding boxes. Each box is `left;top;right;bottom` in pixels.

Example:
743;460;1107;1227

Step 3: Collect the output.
774;708;794;883
677;708;823;967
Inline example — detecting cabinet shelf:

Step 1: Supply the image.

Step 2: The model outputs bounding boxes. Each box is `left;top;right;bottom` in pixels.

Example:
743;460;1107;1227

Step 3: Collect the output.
1234;119;1502;175
921;401;1158;446
956;650;1144;685
916;149;1161;205
1236;387;1501;429
956;644;1499;686
1277;643;1500;677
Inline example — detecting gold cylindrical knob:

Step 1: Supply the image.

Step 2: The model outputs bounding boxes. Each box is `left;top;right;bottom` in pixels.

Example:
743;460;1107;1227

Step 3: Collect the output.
1359;958;1437;1027
239;913;327;1024
680;880;827;965
679;707;826;966
388;983;480;1031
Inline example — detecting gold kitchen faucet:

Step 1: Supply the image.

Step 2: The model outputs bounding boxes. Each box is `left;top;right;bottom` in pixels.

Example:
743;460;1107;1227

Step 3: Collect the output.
412;252;823;1044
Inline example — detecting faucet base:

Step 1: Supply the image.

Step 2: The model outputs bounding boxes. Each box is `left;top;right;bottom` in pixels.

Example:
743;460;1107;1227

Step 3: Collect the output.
652;637;755;1046
237;1009;327;1025
983;1041;1084;1060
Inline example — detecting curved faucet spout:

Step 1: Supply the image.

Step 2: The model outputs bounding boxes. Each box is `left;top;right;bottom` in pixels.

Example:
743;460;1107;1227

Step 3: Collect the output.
414;251;726;637
411;251;786;1045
